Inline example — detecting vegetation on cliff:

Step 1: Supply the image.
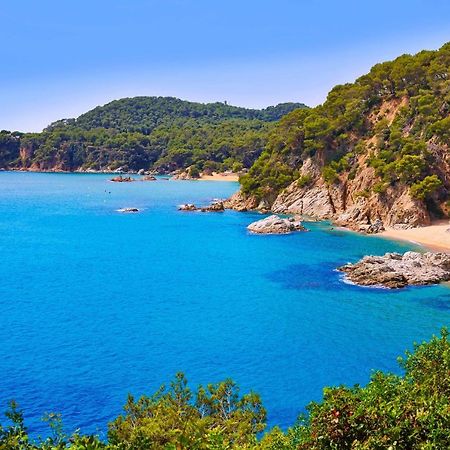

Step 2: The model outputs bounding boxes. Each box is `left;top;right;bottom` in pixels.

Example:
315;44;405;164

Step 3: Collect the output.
47;97;306;134
2;330;450;449
240;43;450;220
0;98;305;173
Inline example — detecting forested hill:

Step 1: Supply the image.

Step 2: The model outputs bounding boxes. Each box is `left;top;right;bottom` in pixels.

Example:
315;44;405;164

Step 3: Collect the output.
231;42;450;228
0;98;305;173
45;97;306;133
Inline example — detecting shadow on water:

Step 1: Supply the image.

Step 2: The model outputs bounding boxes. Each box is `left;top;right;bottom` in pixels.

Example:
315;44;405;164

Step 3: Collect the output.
265;261;355;291
265;261;450;309
415;291;450;311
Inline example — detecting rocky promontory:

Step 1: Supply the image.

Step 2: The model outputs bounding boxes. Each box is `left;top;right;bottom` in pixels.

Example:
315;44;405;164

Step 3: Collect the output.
338;251;450;288
247;215;307;234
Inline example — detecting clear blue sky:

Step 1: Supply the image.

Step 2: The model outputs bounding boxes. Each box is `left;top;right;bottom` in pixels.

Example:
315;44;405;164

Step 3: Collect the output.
1;0;449;131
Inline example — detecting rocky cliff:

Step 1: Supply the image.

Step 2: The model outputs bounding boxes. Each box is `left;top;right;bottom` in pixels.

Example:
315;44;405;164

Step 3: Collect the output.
230;44;450;230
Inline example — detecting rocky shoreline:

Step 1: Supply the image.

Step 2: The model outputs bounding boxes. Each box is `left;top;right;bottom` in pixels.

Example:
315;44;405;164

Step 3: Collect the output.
3;167;167;176
247;215;307;234
222;145;449;233
338;251;450;288
178;201;225;212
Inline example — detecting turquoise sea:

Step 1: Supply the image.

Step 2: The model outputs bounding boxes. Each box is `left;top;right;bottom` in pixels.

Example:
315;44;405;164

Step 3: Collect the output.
1;172;449;438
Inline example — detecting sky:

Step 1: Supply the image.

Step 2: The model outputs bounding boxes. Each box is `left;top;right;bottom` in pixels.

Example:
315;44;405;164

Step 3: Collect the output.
1;0;449;132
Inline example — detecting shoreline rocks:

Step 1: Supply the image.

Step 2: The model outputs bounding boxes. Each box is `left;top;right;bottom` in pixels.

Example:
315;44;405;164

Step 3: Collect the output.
178;201;225;212
338;251;450;288
224;152;444;231
111;176;135;182
247;215;307;234
200;201;224;212
179;203;197;211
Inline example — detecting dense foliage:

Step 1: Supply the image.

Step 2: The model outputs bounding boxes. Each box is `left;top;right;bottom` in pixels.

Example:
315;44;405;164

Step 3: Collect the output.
0;131;21;168
2;330;450;449
46;97;306;134
0;98;305;173
241;43;450;207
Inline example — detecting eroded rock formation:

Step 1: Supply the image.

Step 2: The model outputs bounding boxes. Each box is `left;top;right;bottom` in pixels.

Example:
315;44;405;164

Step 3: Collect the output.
247;215;307;234
338;251;450;288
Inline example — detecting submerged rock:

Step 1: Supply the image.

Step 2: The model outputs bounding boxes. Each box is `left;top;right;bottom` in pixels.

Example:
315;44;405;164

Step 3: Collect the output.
338;251;450;288
117;207;140;213
247;215;307;234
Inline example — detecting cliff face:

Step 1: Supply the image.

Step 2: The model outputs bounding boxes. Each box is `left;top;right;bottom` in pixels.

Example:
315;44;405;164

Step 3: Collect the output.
270;157;433;229
234;44;450;229
231;135;449;230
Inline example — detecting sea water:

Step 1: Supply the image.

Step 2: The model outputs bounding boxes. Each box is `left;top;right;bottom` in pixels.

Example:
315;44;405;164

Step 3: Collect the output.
0;172;449;437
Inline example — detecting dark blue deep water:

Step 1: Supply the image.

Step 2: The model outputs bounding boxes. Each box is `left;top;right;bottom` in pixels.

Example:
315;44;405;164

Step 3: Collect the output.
1;172;449;438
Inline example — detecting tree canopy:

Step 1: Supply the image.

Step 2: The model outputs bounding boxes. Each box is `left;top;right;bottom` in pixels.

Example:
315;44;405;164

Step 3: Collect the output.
0;99;306;173
241;43;450;208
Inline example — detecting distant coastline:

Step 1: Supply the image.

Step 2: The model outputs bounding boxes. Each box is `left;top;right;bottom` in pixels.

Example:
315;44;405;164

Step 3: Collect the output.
1;168;240;182
197;172;239;182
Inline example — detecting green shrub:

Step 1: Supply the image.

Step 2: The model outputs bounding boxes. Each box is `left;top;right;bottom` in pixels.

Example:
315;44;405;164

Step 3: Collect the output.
395;154;426;184
2;331;450;449
188;165;201;178
322;166;339;185
354;189;370;199
373;181;388;194
410;175;443;199
296;174;312;188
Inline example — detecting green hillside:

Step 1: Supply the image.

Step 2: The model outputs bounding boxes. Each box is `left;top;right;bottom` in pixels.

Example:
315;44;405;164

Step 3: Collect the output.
239;43;450;220
49;97;306;134
0;98;305;173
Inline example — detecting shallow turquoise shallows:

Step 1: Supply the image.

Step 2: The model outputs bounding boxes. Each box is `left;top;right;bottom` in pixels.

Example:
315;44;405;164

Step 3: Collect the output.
1;172;449;438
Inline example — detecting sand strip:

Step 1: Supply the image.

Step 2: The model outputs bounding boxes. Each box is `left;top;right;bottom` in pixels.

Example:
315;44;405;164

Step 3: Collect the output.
199;173;239;182
380;222;450;252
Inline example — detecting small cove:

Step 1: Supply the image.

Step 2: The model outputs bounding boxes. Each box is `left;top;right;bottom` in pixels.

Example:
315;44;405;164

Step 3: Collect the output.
0;172;449;437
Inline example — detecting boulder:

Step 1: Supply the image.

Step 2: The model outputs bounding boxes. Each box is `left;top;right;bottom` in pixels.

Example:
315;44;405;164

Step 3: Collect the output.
142;175;157;181
200;201;225;212
366;219;385;234
338;251;450;288
178;203;197;211
247;215;307;234
179;201;225;212
111;176;135;182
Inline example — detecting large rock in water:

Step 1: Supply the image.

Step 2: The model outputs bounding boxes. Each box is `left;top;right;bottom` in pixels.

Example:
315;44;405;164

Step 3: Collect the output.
338;251;450;288
111;175;135;182
200;201;224;212
178;203;197;211
247;215;307;234
178;201;225;212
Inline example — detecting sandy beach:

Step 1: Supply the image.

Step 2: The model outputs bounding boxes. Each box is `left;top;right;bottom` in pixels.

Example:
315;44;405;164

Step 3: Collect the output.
380;221;450;252
199;172;240;182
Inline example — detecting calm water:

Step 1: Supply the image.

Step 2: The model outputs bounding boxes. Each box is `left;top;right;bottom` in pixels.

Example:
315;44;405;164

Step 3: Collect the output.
1;172;449;438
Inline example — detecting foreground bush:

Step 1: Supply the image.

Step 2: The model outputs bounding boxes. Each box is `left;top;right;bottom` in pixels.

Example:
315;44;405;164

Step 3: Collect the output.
1;330;449;449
